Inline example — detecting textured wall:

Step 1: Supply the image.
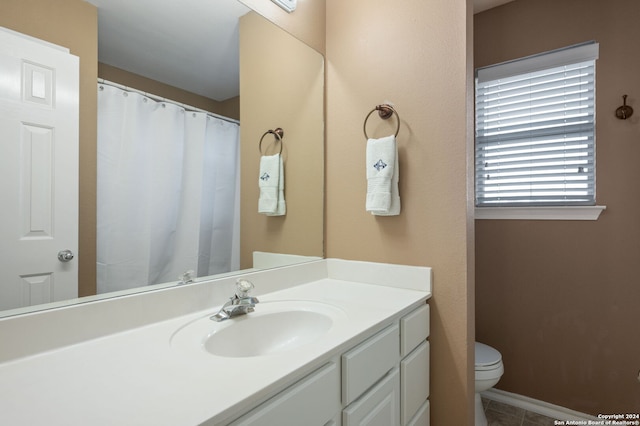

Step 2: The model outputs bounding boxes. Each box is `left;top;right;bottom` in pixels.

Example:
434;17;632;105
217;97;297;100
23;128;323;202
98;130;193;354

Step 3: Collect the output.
239;12;325;268
475;0;640;415
239;0;325;55
98;64;240;121
325;1;474;424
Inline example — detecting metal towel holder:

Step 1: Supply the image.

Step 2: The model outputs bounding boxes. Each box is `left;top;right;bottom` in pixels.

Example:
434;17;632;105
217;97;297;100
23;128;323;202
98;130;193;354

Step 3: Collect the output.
615;95;634;120
259;128;284;155
363;104;400;139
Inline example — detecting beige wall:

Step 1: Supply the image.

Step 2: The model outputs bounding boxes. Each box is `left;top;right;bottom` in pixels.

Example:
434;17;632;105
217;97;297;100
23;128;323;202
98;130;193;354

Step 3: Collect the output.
475;0;640;415
325;0;474;424
0;0;98;297
239;11;324;268
239;0;325;55
98;63;240;121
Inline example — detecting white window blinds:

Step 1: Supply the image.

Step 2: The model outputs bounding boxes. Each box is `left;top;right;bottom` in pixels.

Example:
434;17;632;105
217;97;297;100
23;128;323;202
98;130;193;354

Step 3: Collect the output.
475;42;599;207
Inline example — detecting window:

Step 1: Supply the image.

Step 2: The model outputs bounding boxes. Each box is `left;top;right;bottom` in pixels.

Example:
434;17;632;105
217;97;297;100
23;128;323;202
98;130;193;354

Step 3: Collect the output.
475;42;599;211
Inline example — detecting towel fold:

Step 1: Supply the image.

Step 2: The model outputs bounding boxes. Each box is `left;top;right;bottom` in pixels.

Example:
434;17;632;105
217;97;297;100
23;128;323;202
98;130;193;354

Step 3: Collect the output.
258;153;286;216
366;135;400;216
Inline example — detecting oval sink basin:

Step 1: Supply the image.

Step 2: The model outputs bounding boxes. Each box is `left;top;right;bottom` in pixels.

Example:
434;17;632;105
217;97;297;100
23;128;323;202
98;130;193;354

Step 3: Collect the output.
205;310;331;357
170;301;347;358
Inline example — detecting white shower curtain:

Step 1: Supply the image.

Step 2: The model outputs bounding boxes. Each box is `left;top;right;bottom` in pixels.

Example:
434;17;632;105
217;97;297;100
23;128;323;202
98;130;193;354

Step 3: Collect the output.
96;83;240;294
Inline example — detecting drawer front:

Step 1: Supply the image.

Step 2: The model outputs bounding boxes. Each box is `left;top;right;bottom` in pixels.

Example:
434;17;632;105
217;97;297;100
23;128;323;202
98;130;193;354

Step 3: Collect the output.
400;304;429;357
406;400;429;426
342;324;400;405
324;417;341;426
343;367;400;426
400;341;429;425
229;361;340;426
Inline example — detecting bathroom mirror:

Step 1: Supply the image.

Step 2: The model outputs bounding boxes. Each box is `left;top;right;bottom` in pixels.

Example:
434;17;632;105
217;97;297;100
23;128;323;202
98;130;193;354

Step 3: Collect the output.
0;0;324;317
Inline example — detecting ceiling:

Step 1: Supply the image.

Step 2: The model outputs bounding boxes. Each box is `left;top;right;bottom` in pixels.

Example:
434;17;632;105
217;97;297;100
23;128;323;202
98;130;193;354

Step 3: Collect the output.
86;0;514;101
85;0;250;101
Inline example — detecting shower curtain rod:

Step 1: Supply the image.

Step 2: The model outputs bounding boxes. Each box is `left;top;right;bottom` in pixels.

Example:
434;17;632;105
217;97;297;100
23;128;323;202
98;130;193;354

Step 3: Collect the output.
97;78;240;125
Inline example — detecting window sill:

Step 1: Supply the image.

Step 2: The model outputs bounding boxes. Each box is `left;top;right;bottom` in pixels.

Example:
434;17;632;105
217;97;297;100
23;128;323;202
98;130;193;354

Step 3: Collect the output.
474;206;606;221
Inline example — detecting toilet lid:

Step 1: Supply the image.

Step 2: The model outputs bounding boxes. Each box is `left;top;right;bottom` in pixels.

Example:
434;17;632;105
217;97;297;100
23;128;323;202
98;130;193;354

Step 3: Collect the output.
475;342;502;368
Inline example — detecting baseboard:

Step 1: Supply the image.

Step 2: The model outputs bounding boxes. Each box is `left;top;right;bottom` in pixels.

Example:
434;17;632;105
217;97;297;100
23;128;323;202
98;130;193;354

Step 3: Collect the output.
482;388;598;421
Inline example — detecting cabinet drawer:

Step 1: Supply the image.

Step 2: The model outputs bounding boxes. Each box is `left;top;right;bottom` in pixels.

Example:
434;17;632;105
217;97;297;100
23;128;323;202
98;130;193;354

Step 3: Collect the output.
400;304;429;357
406;400;429;426
342;324;400;405
400;341;429;425
343;367;400;426
229;361;340;426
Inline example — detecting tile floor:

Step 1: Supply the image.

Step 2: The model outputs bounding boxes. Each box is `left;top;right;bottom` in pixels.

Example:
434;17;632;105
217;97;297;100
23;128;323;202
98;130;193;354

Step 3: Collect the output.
482;398;558;426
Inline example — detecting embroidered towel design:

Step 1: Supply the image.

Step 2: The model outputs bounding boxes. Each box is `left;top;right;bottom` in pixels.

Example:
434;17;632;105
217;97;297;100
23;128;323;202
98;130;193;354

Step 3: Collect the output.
373;159;387;172
366;135;400;216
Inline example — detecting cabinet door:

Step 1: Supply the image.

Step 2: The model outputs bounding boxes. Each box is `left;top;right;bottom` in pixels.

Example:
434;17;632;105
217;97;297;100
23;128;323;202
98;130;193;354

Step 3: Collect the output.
401;341;429;425
229;362;340;426
343;368;400;426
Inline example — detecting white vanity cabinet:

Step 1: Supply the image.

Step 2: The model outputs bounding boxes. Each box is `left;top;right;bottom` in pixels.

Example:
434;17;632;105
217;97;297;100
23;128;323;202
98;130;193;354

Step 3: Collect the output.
342;303;430;426
227;361;341;426
400;304;430;425
225;303;430;426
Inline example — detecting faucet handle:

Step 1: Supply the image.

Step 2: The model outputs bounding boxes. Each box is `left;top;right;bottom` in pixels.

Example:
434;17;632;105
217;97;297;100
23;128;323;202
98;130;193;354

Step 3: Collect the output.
235;279;255;297
178;270;195;285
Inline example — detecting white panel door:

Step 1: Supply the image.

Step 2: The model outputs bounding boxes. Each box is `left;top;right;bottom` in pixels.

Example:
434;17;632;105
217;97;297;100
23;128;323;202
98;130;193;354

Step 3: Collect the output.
0;27;79;310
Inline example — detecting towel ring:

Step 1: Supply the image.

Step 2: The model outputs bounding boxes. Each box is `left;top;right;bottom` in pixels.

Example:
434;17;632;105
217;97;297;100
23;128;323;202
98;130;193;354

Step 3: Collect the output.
363;104;400;139
259;128;284;155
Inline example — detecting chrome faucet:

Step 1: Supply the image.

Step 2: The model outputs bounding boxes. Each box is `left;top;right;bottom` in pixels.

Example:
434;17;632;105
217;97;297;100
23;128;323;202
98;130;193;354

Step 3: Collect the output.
210;279;259;322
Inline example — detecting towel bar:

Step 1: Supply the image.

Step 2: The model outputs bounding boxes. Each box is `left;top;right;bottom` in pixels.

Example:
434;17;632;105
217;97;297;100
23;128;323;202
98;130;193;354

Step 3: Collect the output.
363;104;400;139
259;128;284;155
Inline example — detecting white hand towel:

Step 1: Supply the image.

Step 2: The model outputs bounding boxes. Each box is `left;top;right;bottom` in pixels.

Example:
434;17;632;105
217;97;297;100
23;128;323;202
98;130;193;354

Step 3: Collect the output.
366;135;400;216
268;154;286;216
373;147;400;216
258;153;286;216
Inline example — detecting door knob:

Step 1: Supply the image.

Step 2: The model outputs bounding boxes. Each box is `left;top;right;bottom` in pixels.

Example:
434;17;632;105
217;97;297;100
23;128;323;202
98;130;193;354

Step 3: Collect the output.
57;250;74;262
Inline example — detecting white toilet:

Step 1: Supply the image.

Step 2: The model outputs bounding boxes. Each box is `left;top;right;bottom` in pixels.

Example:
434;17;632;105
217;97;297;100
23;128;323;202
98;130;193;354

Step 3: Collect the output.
475;342;504;426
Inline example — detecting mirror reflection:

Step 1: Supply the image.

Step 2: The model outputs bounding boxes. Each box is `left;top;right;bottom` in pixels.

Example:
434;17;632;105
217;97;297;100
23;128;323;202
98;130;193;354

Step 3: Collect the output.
96;83;242;294
0;0;324;317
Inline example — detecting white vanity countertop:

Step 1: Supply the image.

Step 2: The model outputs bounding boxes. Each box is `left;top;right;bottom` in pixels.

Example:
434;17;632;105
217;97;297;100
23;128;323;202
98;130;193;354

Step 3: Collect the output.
0;259;431;426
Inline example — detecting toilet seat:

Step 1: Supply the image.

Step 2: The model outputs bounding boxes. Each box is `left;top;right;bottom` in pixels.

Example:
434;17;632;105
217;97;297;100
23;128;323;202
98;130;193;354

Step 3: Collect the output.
475;342;502;371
